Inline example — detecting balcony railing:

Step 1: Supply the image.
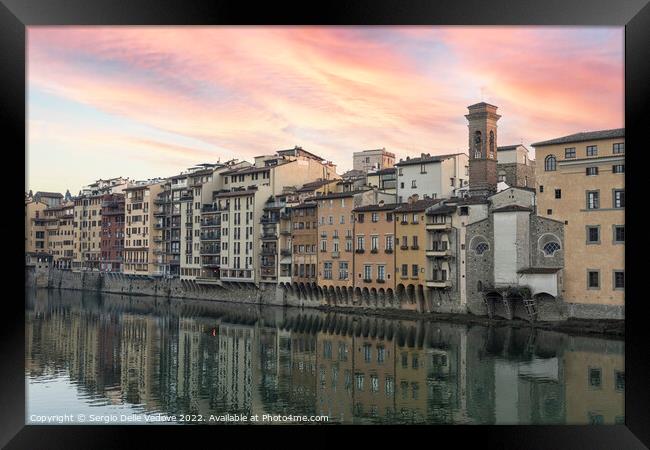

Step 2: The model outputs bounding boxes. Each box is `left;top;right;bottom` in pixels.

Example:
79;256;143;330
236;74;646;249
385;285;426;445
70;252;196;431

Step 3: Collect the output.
355;249;365;254
201;205;222;213
201;220;220;227
280;249;292;257
385;248;394;254
262;233;278;240
200;234;220;241
429;242;448;251
376;278;386;283
370;248;378;254
332;251;340;259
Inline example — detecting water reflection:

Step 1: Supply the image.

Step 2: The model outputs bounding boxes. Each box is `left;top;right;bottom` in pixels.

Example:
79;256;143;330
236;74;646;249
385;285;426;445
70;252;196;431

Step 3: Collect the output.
25;288;624;425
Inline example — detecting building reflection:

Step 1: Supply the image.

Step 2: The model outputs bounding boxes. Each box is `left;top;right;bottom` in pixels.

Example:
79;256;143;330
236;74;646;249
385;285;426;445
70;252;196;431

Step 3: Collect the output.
25;289;624;425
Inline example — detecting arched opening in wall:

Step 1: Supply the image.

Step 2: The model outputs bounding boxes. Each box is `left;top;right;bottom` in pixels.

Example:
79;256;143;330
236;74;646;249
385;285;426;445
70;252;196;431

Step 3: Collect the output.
362;287;370;306
370;288;378;307
417;284;426;312
406;284;416;304
378;288;386;308
469;235;490;256
354;287;362;304
317;285;324;301
386;288;394;307
533;292;556;302
396;284;406;304
329;286;336;304
335;286;342;304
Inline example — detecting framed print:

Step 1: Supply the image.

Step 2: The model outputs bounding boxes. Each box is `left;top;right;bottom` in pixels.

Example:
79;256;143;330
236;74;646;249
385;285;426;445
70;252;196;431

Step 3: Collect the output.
3;0;650;448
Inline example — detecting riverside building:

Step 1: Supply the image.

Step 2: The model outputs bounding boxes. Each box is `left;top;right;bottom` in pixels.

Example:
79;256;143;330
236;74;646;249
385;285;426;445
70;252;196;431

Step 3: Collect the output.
532;129;625;317
352;201;399;302
216;147;337;285
123;180;163;275
353;148;395;173
100;193;125;272
395;153;469;203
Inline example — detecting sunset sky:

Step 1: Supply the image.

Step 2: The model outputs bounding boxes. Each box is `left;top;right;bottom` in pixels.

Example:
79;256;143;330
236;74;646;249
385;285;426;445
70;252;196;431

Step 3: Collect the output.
27;26;623;194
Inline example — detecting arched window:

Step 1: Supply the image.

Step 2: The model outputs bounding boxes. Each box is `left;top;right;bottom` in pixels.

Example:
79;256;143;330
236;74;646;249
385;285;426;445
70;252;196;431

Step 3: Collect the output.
474;131;482;158
489;131;495;158
475;242;489;255
538;233;562;257
544;155;557;172
543;241;561;256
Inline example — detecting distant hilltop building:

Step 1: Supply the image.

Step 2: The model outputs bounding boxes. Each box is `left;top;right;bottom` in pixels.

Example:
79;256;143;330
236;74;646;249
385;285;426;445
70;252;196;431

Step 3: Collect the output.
353;148;395;173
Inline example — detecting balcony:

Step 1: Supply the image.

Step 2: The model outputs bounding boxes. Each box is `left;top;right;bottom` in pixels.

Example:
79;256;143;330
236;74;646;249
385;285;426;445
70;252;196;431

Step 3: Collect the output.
411;245;419;250
261;248;276;256
426;222;452;231
363;278;372;283
200;234;220;241
426;242;451;257
261;216;279;224
370;248;378;254
355;249;365;254
400;220;409;225
400;245;409;250
261;233;278;241
376;278;386;284
153;210;166;217
202;258;220;268
200;248;220;256
384;248;394;254
280;249;292;257
320;232;327;238
332;251;340;259
280;229;291;236
426;277;452;288
201;205;221;213
280;213;290;220
153;223;164;229
201;220;220;227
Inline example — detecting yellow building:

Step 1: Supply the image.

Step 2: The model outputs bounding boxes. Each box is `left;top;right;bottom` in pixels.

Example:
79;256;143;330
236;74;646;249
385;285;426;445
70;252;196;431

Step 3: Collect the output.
25;200;48;253
394;197;439;311
533;129;624;311
45;201;75;269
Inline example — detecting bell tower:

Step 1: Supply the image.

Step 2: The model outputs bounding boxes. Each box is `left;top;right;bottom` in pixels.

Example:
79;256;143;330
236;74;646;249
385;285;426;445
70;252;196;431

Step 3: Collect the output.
466;102;500;197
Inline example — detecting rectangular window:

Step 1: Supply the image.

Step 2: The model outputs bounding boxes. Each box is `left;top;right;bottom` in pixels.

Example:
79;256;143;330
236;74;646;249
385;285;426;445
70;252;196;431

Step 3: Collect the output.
412;235;418;248
363;344;372;362
613;225;625;243
586;191;599;209
586;167;599;176
555;189;561;199
385;235;393;251
614;271;625;289
357;213;364;223
412;264;418;277
539;185;544;193
401;264;408;278
589;367;602;388
565;147;576;158
587;226;600;244
364;265;372;281
612;164;624;173
613;189;625;208
357;236;365;250
613;142;624;154
324;262;332;279
371;235;379;251
371;212;378;222
587;270;600;289
420;164;426;174
615;371;625;391
377;265;385;281
339;262;348;280
586;145;598;156
411;180;417;188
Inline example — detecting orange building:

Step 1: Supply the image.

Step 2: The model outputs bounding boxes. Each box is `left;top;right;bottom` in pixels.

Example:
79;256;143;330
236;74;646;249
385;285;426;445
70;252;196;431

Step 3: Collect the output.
352;202;398;305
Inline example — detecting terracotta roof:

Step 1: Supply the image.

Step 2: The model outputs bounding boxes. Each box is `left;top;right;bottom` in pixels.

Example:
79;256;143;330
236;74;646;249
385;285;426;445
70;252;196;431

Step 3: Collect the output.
426;204;456;215
492;205;533;213
468;101;498;109
395;153;465;167
394;198;441;212
222;162;288;176
34;191;63;198
353;202;400;212
497;144;526;151
305;189;370;201
214;188;258;198
531;128;624;147
291;202;317;210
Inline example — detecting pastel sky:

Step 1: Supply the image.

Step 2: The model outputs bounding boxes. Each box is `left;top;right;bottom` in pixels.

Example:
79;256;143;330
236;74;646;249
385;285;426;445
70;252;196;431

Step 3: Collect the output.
27;26;623;194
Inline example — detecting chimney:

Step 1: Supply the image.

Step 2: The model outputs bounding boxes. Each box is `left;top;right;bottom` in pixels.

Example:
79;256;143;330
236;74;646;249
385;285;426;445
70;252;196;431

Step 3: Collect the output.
409;194;419;204
378;200;385;207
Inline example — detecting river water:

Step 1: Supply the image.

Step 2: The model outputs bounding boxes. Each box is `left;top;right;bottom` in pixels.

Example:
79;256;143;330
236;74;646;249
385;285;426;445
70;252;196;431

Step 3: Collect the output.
25;288;624;425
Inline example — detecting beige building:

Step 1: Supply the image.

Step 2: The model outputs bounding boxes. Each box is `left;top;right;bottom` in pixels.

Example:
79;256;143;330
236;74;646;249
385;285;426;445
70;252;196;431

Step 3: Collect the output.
217;147;338;284
25;200;49;254
123;181;163;275
72;194;104;271
394;197;440;310
533;129;624;310
353;148;395;173
45;201;75;269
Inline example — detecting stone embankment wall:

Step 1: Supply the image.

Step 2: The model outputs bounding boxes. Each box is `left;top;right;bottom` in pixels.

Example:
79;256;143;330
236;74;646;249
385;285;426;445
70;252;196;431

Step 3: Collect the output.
27;267;624;321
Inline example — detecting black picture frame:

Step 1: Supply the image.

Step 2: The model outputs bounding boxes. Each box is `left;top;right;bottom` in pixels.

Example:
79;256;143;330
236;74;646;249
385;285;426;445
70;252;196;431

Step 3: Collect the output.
3;0;649;448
